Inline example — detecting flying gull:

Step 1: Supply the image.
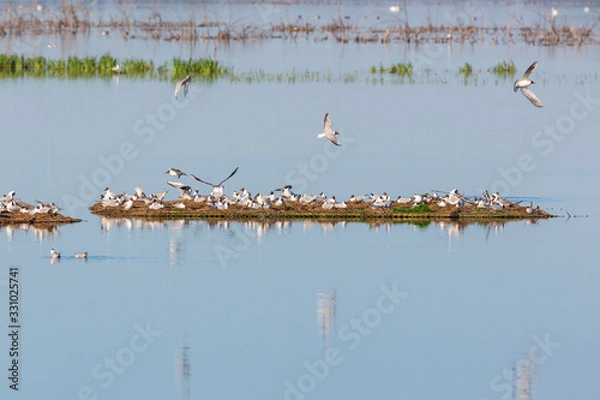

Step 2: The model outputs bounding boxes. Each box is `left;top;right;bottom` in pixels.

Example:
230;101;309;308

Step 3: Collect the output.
317;113;341;146
514;61;543;108
190;167;239;198
166;168;187;179
174;74;192;99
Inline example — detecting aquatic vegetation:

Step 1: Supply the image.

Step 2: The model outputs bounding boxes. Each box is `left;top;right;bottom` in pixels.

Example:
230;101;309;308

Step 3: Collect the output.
372;63;413;76
459;62;473;76
0;55;595;86
172;58;229;81
489;61;516;76
0;53;228;80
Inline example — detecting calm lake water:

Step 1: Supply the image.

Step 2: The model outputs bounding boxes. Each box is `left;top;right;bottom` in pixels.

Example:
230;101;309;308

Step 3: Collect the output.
1;1;599;400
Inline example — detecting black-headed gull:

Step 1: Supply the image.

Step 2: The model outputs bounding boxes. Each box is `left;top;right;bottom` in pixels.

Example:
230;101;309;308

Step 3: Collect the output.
190;167;239;198
174;74;192;99
166;168;187;179
50;248;61;259
275;185;294;199
514;61;543;108
317;113;341;146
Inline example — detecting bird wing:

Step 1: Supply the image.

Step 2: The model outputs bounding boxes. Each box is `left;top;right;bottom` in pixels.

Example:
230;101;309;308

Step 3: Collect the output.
190;174;215;187
177;186;192;195
521;61;538;79
181;74;192;98
323;113;333;132
217;167;239;186
168;181;186;189
520;88;543;108
327;132;341;146
174;79;183;99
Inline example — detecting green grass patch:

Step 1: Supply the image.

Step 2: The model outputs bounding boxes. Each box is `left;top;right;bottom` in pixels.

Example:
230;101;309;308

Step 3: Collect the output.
0;53;229;80
459;62;473;76
392;204;432;213
489;61;516;76
371;63;413;76
171;57;228;80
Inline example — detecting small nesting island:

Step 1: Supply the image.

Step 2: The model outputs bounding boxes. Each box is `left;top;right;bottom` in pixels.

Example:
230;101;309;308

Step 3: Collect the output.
89;187;555;222
0;191;81;226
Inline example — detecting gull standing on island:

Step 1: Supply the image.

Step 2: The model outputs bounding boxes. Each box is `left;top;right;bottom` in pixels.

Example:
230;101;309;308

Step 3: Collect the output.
514;61;543;108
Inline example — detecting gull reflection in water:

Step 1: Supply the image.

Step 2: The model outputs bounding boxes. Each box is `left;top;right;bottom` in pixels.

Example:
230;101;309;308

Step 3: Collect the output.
436;221;465;253
169;220;188;266
317;289;336;354
100;217;140;239
484;221;505;240
174;332;191;400
1;223;60;242
368;221;391;233
300;220;348;235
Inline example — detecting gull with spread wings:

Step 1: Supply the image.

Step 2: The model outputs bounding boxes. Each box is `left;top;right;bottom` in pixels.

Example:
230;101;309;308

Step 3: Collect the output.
190;167;239;198
317;112;341;146
166;168;187;179
174;74;192;99
514;61;543;108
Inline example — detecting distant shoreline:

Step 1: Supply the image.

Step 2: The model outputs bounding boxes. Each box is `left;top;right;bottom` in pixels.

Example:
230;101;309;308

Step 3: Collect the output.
0;3;597;46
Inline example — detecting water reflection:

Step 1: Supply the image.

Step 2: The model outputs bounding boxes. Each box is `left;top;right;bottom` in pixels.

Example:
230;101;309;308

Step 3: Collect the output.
0;223;60;242
95;217;545;241
100;216;135;233
168;220;188;267
514;356;535;400
367;221;392;232
174;332;191;400
316;289;336;354
88;217;551;267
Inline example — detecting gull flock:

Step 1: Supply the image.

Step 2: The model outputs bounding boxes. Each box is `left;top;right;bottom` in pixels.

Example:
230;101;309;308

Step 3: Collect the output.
0;191;61;216
4;61;547;260
96;169;541;215
97;60;546;215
